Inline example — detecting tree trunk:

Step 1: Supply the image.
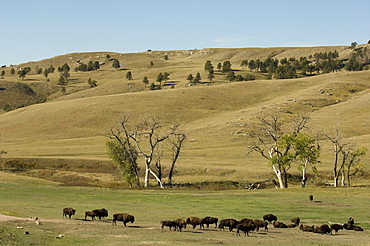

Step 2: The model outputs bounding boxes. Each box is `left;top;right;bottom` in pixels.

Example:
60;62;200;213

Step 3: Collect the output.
272;165;285;188
149;169;164;189
301;167;307;188
341;172;345;186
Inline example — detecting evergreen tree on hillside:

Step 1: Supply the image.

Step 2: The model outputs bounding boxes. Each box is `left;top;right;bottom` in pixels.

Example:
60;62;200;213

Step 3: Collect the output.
126;71;133;80
10;68;15;75
1;70;5;78
112;59;121;70
222;61;232;73
142;76;149;87
186;74;194;84
193;72;201;84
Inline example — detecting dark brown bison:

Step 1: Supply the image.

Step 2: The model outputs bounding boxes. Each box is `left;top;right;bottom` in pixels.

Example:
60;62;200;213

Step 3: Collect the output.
330;224;343;234
62;207;76;219
92;208;108;220
239;218;252;224
291;217;300;226
112;213;135;226
218;219;239;232
160;220;177;231
186;217;203;230
299;224;314;232
320;224;332;234
236;221;256;236
253;219;268;232
84;211;97;220
273;221;288;228
174;219;187;232
309;194;314;201
263;214;277;223
201;216;218;228
353;225;364;231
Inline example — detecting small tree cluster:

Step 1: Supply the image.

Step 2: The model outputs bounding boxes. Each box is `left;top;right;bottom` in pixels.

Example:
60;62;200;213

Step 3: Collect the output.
75;61;100;72
87;78;97;88
18;67;31;80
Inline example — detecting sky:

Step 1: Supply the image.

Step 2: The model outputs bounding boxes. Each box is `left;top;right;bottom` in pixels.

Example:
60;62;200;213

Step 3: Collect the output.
1;0;369;65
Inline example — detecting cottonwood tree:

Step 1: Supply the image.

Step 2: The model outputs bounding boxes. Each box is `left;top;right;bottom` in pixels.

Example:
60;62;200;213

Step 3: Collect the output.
108;113;186;188
342;146;367;186
167;125;186;185
247;113;310;188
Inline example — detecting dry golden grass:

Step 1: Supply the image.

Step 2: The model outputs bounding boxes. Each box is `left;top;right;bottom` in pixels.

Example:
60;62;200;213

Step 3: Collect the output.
1;46;370;185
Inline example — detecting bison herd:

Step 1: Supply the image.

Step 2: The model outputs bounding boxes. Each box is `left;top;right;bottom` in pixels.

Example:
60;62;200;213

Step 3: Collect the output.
62;208;364;237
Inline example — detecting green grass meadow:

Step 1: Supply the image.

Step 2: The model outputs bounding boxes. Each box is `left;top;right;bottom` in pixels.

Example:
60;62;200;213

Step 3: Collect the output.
1;172;369;246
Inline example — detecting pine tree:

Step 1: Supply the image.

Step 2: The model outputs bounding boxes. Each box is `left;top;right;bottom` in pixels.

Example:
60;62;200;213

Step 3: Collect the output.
112;59;121;70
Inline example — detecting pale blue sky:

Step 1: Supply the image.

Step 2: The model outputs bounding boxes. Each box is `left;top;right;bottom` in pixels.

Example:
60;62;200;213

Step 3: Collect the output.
1;0;369;65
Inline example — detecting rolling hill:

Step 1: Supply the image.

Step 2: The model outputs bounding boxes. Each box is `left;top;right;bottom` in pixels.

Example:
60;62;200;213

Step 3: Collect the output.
0;45;369;185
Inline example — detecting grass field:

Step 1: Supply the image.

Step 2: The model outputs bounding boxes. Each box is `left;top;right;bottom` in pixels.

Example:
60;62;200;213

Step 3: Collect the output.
0;171;369;246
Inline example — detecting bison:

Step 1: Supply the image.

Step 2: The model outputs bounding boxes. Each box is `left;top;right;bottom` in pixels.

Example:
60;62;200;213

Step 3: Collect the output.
186;217;203;230
160;220;177;231
253;219;268;232
92;208;108;220
62;207;76;219
320;224;332;234
291;217;300;226
273;221;288;228
201;216;218;228
174;219;187;232
263;214;277;223
218;219;239;232
236;221;256;236
312;225;322;233
353;225;364;231
85;211;97;220
112;213;135;226
299;224;314;232
330;224;343;234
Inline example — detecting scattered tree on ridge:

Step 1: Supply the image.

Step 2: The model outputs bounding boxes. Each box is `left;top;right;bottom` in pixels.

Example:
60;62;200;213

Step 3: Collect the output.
186;74;194;84
126;71;133;80
142;76;149;87
112;59;121;70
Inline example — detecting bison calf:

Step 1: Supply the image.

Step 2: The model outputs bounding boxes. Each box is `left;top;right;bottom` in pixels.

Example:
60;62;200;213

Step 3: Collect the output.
62;207;76;219
112;213;135;226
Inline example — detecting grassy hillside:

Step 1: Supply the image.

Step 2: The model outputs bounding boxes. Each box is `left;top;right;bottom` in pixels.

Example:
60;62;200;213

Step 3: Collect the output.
0;46;369;186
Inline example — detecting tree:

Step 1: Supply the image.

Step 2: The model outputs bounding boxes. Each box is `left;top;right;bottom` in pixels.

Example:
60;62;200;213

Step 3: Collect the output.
164;55;169;62
1;70;5;78
186;74;194;84
156;73;164;86
126;71;133;80
193;72;201;84
342;146;367;186
247;113;310;188
43;69;50;81
112;59;121;70
87;78;97;88
108;113;185;188
207;69;215;83
149;61;154;68
106;137;140;188
142;76;149;87
222;61;232;73
167;126;187;184
217;62;222;71
60;70;70;83
10;68;15;75
226;71;235;82
18;69;28;80
350;42;358;50
204;61;214;73
163;72;170;84
287;132;320;187
36;68;43;74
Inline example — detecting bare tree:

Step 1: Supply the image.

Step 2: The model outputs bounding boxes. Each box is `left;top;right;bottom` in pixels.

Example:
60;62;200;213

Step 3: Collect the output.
108;113;186;188
167;125;187;185
247;113;309;188
342;146;367;186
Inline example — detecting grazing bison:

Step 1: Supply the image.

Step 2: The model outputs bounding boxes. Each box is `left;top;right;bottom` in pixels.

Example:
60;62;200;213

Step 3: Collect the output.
236;221;256;236
263;214;277;223
112;213;135;226
92;208;108;220
239;218;252;224
330;224;343;234
299;224;314;232
320;224;332;234
85;211;97;220
201;216;218;228
273;221;288;228
253;219;268;232
160;220;177;231
186;217;203;230
218;219;239;232
62;208;76;219
291;217;300;226
309;194;314;201
174;219;187;232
